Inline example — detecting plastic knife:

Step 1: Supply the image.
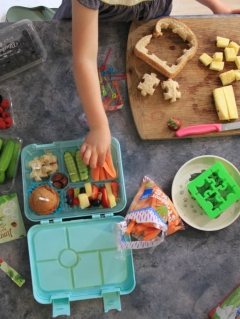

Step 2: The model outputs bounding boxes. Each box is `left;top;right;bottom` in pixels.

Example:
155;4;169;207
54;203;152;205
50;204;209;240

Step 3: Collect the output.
175;122;240;137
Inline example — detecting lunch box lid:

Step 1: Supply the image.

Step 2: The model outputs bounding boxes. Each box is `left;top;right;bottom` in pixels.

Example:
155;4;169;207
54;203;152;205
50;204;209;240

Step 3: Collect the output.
22;137;135;316
27;215;135;316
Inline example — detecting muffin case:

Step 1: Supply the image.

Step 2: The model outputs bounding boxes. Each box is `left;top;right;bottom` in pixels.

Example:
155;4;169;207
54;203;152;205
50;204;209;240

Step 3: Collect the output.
21;137;127;222
0;19;47;82
22;137;135;316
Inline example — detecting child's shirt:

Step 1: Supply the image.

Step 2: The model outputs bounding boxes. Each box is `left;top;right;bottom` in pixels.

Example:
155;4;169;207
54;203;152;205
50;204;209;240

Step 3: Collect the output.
53;0;173;21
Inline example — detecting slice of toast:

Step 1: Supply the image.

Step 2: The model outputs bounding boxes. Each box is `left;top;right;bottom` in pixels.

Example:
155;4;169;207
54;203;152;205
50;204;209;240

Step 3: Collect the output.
134;17;198;78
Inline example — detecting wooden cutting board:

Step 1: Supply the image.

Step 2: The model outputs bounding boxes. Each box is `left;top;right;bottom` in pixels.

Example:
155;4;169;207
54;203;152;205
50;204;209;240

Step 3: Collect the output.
126;17;240;139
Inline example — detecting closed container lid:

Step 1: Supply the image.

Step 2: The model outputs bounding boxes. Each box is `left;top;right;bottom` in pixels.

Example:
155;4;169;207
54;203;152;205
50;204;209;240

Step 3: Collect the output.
0;19;47;81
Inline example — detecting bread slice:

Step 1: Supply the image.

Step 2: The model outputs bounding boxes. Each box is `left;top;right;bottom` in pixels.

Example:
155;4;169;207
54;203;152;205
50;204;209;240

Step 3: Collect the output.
134;17;198;78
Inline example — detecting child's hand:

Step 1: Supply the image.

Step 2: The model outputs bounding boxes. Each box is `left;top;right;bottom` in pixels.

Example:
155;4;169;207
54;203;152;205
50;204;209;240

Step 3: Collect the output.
80;126;111;168
231;9;240;14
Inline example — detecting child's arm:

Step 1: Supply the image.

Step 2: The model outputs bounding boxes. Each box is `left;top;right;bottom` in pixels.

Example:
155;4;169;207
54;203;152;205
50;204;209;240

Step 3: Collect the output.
196;0;240;14
72;0;111;168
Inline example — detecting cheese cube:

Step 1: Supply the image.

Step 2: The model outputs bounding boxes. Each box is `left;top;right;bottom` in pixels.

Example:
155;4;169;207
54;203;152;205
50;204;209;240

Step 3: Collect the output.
216;36;230;48
235;56;240;69
219;70;236;85
199;53;213;66
234;70;240;81
228;41;240;55
223;85;239;119
212;52;223;62
224;47;236;62
209;61;224;71
213;87;229;120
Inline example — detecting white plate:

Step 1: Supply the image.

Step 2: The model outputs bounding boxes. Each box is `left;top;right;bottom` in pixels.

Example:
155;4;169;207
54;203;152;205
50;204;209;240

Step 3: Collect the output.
171;155;240;231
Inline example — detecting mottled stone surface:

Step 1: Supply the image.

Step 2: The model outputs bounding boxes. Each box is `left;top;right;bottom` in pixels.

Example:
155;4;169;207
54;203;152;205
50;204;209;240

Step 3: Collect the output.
1;19;240;319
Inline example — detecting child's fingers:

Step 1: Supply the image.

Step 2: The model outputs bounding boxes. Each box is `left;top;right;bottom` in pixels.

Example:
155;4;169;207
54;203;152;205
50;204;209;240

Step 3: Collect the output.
81;146;92;165
97;151;107;168
80;143;87;158
89;152;98;169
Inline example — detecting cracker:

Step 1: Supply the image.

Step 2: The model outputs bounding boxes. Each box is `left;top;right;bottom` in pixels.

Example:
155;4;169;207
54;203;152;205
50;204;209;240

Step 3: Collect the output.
137;73;160;96
161;79;181;103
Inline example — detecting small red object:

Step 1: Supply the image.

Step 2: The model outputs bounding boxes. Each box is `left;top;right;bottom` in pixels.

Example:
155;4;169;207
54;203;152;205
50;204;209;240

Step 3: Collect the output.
90;184;99;201
0;121;7;129
167;118;181;131
0;107;3;114
4;117;13;128
1;99;10;108
72;198;80;206
67;188;74;199
99;187;109;208
110;181;119;199
2;111;10;119
100;48;112;71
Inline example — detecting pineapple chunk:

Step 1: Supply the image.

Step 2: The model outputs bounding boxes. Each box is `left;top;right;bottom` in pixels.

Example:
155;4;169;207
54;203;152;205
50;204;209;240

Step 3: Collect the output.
235;56;240;69
78;193;90;209
107;193;117;208
105;182;117;208
213;85;238;120
212;52;223;62
199;53;212;66
84;182;92;197
234;70;240;81
209;61;224;71
216;36;230;48
219;70;236;85
223;85;239;119
224;47;236;62
213;87;229;120
105;182;112;195
228;41;240;55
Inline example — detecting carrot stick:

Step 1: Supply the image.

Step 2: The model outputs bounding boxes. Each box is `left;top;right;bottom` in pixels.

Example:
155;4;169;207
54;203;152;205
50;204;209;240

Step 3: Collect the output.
141;222;158;228
143;227;159;236
103;153;117;178
143;229;161;241
125;220;136;235
133;223;148;233
91;167;100;181
99;167;107;180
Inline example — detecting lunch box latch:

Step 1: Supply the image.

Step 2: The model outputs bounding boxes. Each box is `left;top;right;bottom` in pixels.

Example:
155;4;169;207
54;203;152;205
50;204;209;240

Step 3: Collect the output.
101;288;121;312
51;294;70;317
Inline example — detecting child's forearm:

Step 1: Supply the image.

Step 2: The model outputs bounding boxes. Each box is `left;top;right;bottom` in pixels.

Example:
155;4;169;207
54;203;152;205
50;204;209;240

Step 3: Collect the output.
73;60;108;130
196;0;232;14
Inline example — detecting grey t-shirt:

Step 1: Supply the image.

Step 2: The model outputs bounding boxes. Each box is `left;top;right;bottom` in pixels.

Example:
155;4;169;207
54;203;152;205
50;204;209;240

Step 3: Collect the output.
53;0;172;21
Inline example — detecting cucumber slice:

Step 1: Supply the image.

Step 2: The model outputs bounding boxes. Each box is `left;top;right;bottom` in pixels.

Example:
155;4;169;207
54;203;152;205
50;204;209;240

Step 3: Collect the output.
63;151;80;183
75;150;89;181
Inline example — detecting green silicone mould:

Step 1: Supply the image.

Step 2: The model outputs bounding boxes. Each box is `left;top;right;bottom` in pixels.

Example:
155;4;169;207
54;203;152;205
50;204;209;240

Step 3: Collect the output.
187;161;240;219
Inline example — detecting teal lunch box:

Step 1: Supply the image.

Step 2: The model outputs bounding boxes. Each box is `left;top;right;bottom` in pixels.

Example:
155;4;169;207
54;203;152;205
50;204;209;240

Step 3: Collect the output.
21;137;135;317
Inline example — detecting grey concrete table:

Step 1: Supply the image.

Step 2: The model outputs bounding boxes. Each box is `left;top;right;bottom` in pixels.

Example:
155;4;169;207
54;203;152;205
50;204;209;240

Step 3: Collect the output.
1;18;240;319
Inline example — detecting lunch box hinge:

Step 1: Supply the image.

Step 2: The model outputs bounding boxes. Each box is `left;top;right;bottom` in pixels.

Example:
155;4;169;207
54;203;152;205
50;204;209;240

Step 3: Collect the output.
40;218;62;224
92;213;114;219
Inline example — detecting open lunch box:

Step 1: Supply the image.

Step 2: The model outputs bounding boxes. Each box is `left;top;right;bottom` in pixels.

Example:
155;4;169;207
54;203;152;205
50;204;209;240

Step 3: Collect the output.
21;137;135;317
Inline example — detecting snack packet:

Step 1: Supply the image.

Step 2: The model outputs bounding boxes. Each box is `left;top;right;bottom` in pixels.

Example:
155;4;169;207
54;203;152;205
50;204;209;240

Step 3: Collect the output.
117;176;184;250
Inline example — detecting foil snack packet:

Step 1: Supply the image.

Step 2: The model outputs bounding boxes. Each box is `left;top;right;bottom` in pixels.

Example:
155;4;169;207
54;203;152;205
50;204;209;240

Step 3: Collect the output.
117;176;184;249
